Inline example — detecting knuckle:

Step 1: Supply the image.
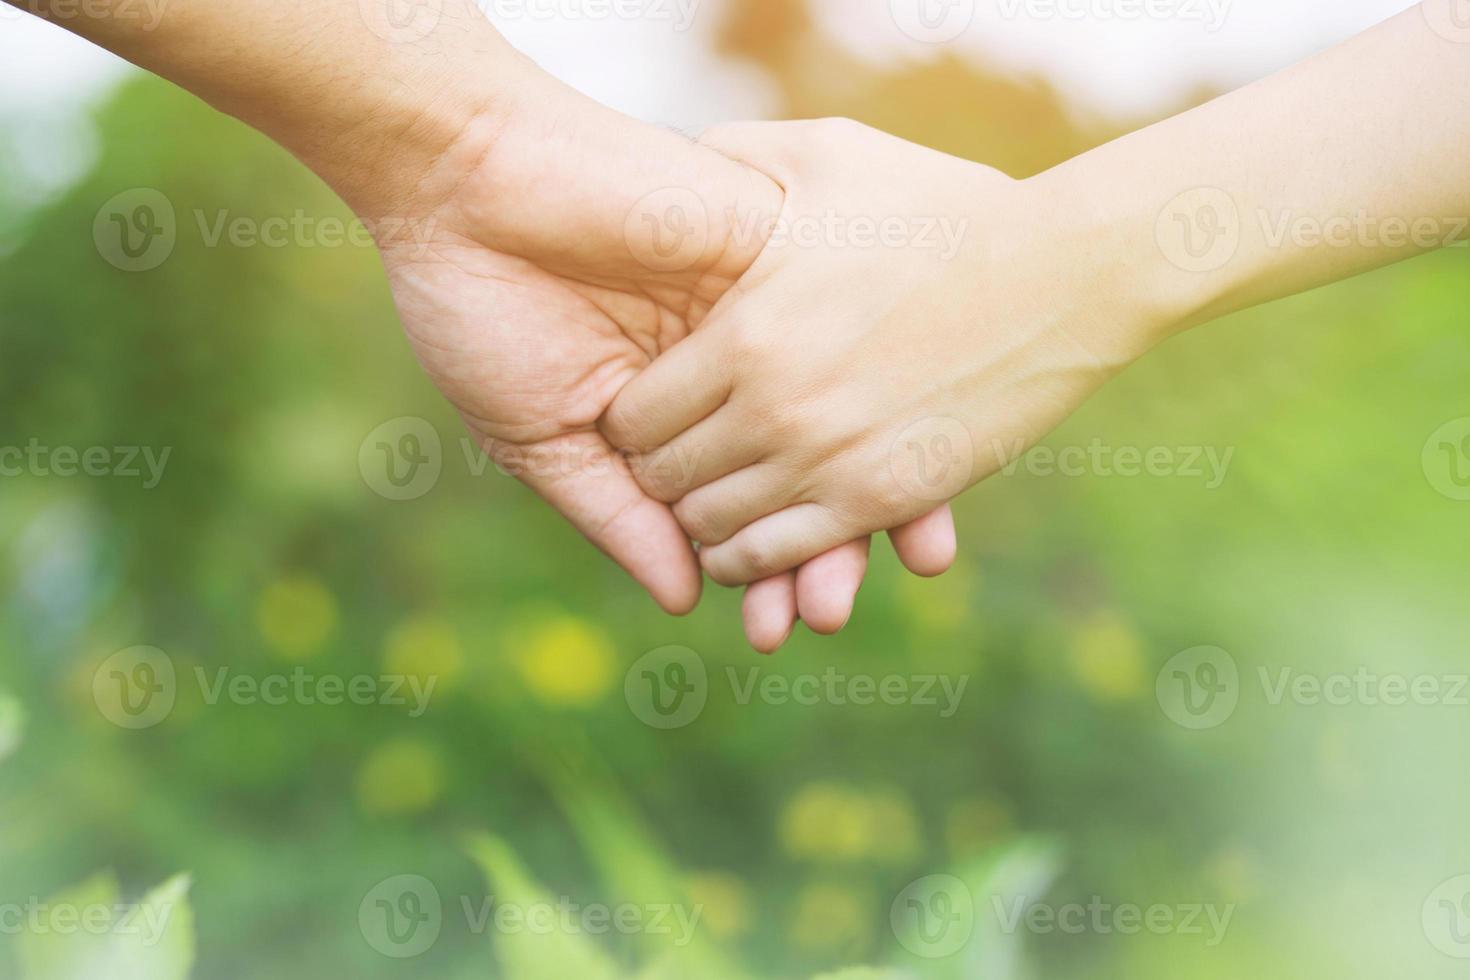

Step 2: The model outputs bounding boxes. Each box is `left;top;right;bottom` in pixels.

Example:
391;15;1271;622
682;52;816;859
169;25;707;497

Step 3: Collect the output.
726;317;778;362
601;399;645;451
673;496;724;546
732;537;779;581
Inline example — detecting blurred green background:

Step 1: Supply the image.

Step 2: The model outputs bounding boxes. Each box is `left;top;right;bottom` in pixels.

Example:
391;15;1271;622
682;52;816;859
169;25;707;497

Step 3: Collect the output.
2;2;1469;977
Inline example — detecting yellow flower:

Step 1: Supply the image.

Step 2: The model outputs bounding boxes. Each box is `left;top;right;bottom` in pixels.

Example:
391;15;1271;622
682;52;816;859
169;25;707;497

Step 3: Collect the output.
685;871;751;940
355;737;445;817
865;789;923;865
1067;610;1144;701
779;783;919;864
509;609;615;708
383;615;463;696
257;575;337;660
788;880;873;955
780;783;872;862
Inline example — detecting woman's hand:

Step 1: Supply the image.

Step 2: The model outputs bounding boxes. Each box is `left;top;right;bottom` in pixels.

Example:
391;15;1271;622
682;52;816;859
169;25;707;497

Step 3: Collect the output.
604;119;1156;586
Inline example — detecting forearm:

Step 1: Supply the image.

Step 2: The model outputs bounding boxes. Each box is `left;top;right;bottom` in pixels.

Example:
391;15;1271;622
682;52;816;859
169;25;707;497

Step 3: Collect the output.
8;0;541;218
1037;0;1470;355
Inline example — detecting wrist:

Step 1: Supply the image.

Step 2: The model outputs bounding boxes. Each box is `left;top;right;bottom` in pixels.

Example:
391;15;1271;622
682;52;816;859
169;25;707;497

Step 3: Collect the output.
248;5;544;225
1022;151;1228;363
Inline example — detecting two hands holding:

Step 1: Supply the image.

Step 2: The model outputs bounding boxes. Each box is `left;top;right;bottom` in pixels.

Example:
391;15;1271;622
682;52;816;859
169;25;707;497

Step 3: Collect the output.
19;0;1469;650
385;92;1112;651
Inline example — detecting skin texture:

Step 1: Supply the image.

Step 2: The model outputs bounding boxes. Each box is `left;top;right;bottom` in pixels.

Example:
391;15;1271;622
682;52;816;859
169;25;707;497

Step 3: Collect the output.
609;3;1470;585
5;0;956;649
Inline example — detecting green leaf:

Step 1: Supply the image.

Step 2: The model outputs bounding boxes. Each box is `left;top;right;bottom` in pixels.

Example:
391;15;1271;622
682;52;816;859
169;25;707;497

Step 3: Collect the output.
19;872;195;980
530;738;747;978
0;690;23;763
464;833;623;980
